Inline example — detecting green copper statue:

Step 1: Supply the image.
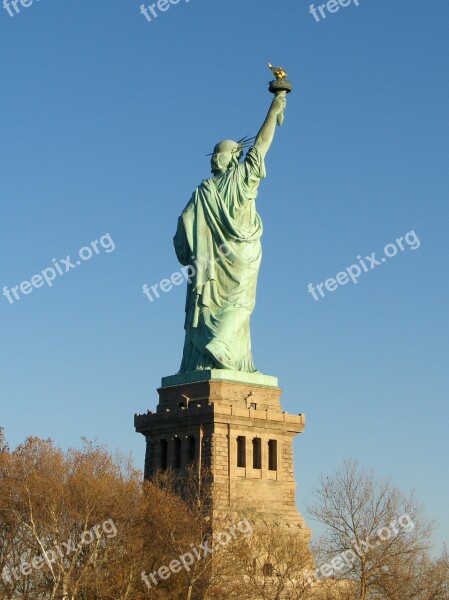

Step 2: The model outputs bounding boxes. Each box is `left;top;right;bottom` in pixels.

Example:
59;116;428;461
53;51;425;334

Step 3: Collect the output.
174;65;291;373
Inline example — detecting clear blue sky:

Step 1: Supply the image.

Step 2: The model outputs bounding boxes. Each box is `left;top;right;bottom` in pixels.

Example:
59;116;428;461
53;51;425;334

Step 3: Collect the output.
1;0;448;549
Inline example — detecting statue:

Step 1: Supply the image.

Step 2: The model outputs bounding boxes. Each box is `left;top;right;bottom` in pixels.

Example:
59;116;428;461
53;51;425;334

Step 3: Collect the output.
173;65;291;374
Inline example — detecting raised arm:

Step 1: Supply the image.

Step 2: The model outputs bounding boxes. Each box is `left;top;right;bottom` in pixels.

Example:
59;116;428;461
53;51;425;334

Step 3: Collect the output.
254;93;287;159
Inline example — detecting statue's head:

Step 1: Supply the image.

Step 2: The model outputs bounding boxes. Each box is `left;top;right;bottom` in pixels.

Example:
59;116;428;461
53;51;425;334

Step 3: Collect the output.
210;140;243;175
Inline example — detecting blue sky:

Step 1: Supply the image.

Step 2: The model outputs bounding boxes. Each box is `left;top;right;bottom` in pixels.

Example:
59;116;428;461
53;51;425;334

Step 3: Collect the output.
1;0;448;549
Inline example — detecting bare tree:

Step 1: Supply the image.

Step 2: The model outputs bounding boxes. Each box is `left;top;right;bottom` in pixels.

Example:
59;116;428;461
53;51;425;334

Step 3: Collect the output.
308;460;435;600
374;546;449;600
0;435;161;599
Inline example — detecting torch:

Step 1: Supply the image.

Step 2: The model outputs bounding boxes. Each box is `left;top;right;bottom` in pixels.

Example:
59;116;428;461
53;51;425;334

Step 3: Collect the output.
268;63;292;126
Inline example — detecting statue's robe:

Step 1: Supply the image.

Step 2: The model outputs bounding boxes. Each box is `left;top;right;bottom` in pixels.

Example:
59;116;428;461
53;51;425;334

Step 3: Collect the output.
173;145;266;373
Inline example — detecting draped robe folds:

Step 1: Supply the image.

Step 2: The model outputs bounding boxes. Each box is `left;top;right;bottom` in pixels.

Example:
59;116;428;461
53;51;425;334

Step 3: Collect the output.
173;145;266;373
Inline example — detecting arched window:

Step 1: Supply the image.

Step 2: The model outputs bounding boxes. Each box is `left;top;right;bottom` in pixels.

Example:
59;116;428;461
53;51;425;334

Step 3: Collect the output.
263;563;273;577
174;437;182;469
268;439;277;471
187;436;196;464
237;436;246;468
145;441;154;475
159;439;168;470
252;438;261;469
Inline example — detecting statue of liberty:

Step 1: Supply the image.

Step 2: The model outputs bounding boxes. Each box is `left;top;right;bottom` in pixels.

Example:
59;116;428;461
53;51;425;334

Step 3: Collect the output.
174;67;289;374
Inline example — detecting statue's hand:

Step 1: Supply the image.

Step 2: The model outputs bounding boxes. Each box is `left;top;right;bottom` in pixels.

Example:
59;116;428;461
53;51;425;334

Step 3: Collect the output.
270;93;287;116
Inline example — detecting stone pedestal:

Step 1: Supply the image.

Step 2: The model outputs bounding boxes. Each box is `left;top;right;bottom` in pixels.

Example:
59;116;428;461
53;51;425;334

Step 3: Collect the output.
134;371;308;530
